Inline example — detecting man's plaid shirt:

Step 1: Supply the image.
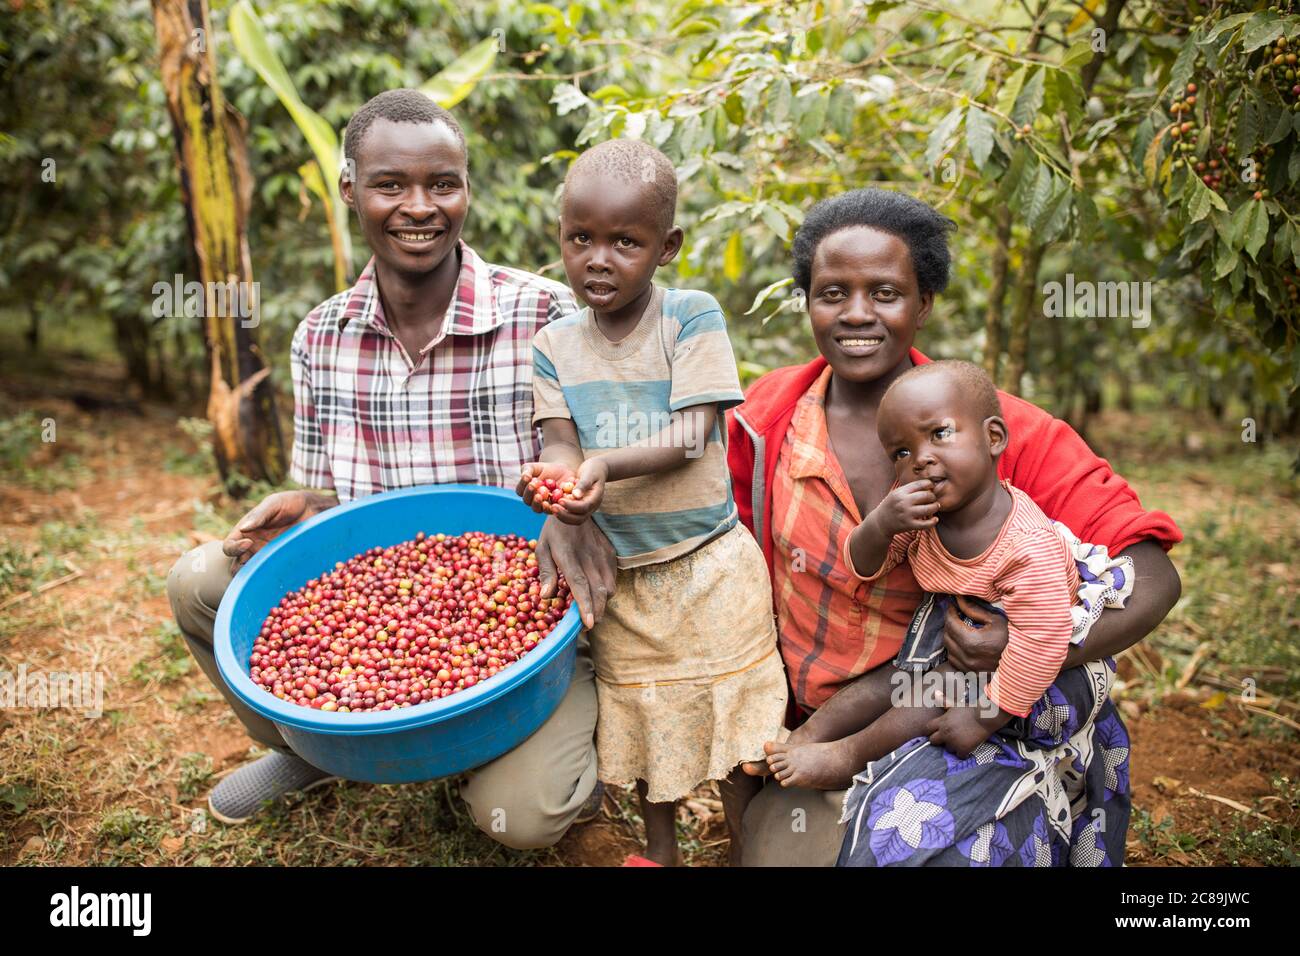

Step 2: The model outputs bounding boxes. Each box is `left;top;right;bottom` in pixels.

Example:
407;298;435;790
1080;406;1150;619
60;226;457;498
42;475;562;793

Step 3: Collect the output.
289;241;577;501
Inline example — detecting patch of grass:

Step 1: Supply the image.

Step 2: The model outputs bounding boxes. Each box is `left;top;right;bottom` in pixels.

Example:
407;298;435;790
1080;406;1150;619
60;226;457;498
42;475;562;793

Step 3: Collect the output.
1221;776;1300;866
164;417;216;476
129;620;193;687
0;410;91;489
175;688;215;715
38;512;99;556
0;410;41;477
1131;807;1209;862
177;753;213;802
0;540;70;602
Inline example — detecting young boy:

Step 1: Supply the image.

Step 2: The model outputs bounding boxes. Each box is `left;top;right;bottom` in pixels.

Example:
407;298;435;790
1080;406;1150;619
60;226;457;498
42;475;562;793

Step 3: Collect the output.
515;139;787;866
763;360;1093;789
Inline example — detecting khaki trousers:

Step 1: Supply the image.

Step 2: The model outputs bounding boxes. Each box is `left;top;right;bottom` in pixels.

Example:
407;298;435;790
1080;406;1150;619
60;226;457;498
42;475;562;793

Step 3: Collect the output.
167;540;599;850
740;778;849;866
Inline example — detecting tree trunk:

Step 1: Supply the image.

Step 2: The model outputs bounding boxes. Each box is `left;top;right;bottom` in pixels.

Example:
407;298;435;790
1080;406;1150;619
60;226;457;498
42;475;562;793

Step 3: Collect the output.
151;0;285;486
982;207;1012;380
999;244;1045;394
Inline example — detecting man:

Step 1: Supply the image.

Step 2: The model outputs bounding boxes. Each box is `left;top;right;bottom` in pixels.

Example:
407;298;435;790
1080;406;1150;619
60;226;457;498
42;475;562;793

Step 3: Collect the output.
167;90;615;849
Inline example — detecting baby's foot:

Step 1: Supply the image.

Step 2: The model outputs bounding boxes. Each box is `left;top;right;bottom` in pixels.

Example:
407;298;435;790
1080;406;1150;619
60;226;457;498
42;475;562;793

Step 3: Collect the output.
764;739;862;791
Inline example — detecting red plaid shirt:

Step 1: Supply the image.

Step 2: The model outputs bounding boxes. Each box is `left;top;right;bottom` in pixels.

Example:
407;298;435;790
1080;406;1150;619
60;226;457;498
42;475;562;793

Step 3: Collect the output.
289;242;577;501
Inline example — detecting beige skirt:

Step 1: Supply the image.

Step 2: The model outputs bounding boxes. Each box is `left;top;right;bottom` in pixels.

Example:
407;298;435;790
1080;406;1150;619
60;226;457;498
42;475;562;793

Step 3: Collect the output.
591;522;788;803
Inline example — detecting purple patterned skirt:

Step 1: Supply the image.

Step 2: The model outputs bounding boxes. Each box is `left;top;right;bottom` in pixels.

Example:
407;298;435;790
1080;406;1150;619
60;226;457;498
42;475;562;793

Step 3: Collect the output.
837;658;1130;867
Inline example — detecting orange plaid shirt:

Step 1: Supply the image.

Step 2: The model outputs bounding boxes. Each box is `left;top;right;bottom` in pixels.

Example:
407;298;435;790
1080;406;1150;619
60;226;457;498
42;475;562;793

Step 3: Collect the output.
771;367;924;711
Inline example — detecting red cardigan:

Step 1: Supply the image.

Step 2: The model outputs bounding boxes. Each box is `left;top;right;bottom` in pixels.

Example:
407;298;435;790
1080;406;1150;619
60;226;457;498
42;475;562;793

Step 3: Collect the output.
726;352;1182;592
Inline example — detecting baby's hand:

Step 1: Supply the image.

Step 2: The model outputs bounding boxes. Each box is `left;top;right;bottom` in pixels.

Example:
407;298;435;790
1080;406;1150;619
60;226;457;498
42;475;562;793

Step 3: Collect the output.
871;479;940;535
553;458;609;525
516;462;579;514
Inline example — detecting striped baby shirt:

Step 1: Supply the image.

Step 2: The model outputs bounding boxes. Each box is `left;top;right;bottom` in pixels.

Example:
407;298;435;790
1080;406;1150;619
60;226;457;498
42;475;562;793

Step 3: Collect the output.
532;284;745;569
845;480;1083;717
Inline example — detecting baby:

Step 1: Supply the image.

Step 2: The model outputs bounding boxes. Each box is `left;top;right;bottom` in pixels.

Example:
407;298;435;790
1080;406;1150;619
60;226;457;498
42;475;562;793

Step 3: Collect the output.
517;138;787;865
763;360;1082;788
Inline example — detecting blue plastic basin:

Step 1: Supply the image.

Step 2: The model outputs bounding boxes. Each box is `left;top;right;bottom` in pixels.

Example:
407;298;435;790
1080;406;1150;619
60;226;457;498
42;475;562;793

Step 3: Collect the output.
213;485;581;784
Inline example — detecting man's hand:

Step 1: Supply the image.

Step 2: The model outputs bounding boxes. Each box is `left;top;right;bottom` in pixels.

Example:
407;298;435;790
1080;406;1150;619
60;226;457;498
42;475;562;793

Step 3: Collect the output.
942;594;1010;673
222;490;336;568
535;516;617;629
871;479;940;535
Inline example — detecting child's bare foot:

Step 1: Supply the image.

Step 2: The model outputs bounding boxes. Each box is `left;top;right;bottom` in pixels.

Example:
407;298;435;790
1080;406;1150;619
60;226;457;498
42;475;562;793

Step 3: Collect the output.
764;738;862;791
741;759;770;777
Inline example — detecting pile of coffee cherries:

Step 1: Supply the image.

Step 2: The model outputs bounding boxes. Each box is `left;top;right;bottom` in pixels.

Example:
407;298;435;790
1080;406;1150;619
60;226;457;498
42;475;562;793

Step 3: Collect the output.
525;475;578;514
248;531;572;713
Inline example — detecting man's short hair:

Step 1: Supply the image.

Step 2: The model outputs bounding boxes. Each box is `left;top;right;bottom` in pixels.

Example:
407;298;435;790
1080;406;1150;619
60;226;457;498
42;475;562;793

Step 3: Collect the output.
562;138;678;233
343;89;466;173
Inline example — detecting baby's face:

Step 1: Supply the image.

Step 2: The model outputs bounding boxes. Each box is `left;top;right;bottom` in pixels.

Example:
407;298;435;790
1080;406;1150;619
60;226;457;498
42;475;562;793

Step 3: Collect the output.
877;375;997;512
558;171;675;317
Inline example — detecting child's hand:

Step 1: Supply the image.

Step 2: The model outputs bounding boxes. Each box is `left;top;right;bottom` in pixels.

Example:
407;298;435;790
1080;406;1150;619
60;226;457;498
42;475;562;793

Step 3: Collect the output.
871;479;940;535
926;699;1006;758
516;462;579;513
554;457;609;525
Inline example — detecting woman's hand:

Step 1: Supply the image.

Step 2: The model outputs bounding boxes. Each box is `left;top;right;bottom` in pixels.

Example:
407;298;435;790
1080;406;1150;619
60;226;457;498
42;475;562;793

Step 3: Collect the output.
222;490;336;568
942;595;1010;673
535;516;617;629
553;457;609;525
926;702;1006;758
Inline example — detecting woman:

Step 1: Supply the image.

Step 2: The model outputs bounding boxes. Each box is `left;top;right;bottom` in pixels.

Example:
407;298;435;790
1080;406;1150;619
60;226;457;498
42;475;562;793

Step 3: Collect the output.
728;188;1182;866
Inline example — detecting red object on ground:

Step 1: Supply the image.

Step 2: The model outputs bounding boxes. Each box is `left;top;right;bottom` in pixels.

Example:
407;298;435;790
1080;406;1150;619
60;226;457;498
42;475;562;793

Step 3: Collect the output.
621;855;664;867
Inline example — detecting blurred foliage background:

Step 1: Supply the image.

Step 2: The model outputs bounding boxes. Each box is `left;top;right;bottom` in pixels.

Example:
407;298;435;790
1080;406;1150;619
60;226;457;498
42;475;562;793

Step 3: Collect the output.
2;0;1298;452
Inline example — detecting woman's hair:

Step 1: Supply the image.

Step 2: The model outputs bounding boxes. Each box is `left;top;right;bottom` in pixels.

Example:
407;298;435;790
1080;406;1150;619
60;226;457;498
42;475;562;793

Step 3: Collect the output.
791;188;956;297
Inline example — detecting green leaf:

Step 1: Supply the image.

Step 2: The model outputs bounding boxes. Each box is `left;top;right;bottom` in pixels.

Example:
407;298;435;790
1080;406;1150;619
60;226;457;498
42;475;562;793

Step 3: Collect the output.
1061;40;1093;69
1237;96;1261;157
591;84;630;102
1186;176;1228;223
551;83;591;116
1055;71;1084;128
1242;12;1285;52
926;106;965;169
1024;165;1055;228
1265;104;1293;146
770;77;793;123
1038;183;1073;243
745;277;794;315
1166;39;1197;98
1010;68;1046;128
724;91;745;125
760;204;790;241
828;84;856;139
420;37;498;109
998;145;1033;203
796;88;829;141
965;107;996;171
1244;202;1270;260
1214;241;1239;279
723;231;744;281
995;65;1027;117
1202;12;1254;44
1227;200;1255;249
965;55;993;95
